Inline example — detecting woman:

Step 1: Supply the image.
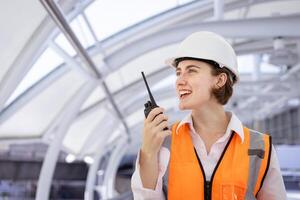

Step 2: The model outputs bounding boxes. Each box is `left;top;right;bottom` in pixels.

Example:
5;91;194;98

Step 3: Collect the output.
131;31;286;200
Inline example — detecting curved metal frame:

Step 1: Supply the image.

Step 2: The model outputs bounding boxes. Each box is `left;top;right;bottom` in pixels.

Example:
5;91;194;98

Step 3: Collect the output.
35;81;97;200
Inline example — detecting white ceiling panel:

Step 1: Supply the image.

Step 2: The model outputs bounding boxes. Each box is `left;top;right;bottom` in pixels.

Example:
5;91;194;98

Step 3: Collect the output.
0;0;46;82
225;0;300;20
80;86;105;111
0;69;87;138
105;44;177;93
63;106;109;154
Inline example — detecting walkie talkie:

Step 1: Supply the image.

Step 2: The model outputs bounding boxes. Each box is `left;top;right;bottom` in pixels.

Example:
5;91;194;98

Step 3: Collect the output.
141;71;168;130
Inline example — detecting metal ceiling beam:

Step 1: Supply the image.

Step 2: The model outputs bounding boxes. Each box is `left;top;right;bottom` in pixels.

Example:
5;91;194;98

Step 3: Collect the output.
0;66;69;125
39;0;130;139
256;97;288;119
236;62;300;114
1;1;298;153
76;62;300;124
93;0;278;59
49;41;93;80
77;109;118;158
0;0;92;112
77;67;173;119
214;0;224;20
0;0;286;124
76;76;299;139
102;15;300;71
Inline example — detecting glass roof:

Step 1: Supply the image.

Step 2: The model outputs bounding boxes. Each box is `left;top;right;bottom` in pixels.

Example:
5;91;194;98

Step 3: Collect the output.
2;0;299;154
4;0;196;109
84;0;194;40
5;48;63;106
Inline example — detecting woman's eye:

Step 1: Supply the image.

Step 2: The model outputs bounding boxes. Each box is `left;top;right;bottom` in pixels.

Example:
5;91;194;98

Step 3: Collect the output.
176;71;181;76
188;69;197;73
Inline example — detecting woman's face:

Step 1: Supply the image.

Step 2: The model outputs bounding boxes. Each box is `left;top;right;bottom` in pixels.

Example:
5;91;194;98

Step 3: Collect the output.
175;59;218;110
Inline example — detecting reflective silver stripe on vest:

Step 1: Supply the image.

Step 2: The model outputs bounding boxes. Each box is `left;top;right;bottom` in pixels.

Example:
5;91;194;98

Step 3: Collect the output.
162;134;171;199
245;129;266;200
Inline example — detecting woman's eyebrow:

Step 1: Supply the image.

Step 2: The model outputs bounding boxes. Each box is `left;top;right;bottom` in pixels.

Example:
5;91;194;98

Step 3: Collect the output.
176;65;200;72
186;65;200;70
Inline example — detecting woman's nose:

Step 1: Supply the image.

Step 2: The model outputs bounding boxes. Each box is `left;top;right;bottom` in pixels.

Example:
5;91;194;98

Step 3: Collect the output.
176;74;187;86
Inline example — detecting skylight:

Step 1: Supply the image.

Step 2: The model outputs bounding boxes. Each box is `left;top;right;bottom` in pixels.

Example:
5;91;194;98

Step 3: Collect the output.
84;0;194;40
54;14;96;56
237;54;280;75
5;48;63;106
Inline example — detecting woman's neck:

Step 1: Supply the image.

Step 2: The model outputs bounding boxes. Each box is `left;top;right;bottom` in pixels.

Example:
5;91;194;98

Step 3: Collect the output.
191;102;230;154
191;102;229;137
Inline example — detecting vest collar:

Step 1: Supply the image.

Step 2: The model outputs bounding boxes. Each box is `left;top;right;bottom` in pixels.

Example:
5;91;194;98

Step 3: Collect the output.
175;111;244;143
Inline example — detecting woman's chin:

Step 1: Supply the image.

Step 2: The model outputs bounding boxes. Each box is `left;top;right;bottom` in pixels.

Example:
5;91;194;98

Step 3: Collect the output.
179;103;190;110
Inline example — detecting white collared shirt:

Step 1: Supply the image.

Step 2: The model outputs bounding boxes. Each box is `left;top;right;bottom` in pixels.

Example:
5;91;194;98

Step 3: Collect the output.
131;111;287;200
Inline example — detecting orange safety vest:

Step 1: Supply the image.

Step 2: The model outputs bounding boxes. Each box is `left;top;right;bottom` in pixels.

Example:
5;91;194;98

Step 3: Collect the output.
162;123;271;200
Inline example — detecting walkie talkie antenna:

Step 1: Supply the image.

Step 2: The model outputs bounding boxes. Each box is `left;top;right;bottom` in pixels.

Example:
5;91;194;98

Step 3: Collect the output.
141;72;157;106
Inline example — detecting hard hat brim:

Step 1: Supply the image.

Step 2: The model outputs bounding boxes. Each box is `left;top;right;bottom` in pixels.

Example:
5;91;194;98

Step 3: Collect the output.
165;57;177;68
165;56;239;82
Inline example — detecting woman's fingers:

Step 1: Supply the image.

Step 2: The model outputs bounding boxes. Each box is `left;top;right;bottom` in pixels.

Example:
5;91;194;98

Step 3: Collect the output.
152;113;168;127
155;120;169;132
142;106;170;156
145;107;164;123
160;130;172;139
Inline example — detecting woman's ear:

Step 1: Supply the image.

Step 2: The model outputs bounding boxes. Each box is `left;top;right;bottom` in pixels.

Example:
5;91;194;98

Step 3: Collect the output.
215;73;227;88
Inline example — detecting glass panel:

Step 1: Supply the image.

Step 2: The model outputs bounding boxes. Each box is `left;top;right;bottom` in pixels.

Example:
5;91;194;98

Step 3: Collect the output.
5;48;64;106
70;14;96;47
237;55;254;74
104;70;125;93
85;0;178;40
55;33;76;56
54;14;96;56
80;86;105;111
178;0;195;4
261;55;280;74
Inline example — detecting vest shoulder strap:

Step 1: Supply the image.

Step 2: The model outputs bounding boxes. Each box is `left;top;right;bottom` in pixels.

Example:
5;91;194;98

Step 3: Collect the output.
246;128;272;197
162;122;180;199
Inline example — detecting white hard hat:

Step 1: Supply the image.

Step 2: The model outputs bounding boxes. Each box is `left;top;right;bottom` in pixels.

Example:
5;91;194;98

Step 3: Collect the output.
166;31;239;81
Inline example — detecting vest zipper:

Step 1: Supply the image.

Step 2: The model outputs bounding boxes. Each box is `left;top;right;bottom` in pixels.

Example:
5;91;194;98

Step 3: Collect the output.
194;148;210;200
193;131;235;200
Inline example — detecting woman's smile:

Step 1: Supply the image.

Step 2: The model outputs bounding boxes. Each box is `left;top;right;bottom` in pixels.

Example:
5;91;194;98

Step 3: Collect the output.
179;89;192;100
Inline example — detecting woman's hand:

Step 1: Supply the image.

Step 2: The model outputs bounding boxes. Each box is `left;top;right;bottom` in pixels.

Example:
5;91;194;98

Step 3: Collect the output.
141;107;172;158
139;107;171;189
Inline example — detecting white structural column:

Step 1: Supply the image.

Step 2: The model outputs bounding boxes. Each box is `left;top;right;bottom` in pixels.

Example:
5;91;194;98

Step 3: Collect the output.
252;54;262;125
35;81;97;200
100;135;129;199
84;117;119;200
253;55;262;81
84;147;107;200
214;0;224;20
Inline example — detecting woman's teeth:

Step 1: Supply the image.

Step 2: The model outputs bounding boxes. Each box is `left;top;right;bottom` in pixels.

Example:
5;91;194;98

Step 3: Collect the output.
179;90;192;98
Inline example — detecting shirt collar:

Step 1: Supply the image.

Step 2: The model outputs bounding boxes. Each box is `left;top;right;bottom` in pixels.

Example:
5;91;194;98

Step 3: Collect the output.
176;111;244;143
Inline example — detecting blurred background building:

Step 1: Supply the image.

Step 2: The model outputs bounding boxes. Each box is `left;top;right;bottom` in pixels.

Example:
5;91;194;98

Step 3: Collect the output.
0;0;300;199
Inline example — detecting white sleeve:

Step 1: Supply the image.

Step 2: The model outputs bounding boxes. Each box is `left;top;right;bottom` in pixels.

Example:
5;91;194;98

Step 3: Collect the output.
131;147;170;200
257;145;287;200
